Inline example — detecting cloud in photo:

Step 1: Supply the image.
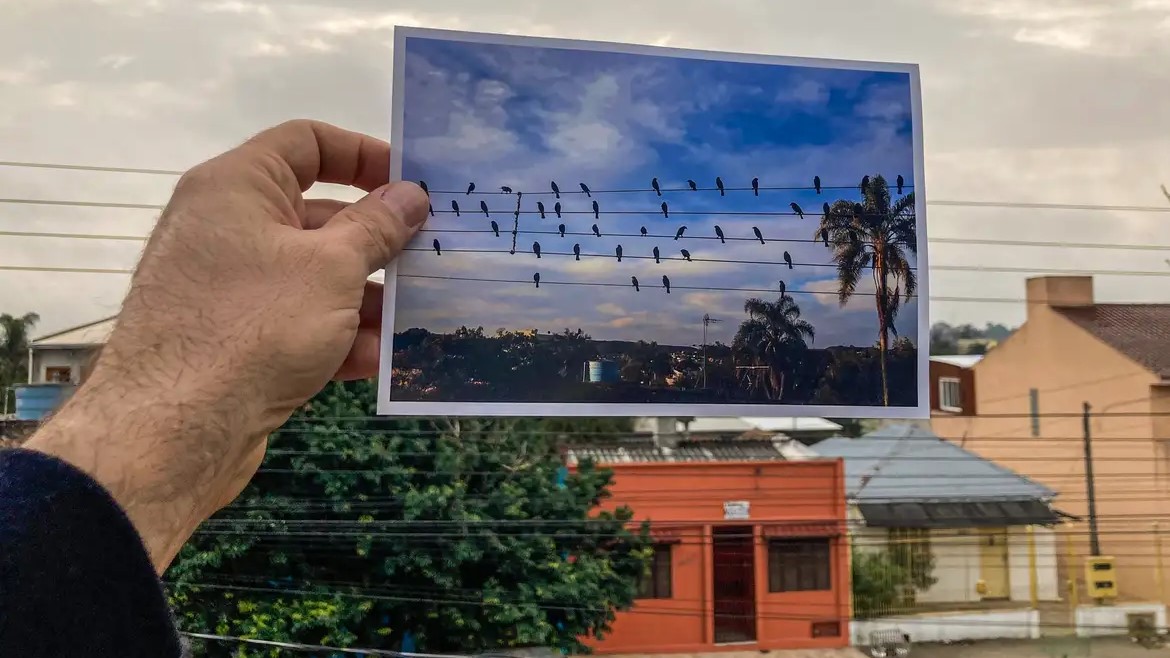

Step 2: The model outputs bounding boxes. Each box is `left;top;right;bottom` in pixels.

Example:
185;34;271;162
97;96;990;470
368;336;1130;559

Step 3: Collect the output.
393;33;921;350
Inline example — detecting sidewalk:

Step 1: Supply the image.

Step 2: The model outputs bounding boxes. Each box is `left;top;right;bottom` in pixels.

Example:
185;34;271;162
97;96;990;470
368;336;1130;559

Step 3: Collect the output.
908;637;1153;658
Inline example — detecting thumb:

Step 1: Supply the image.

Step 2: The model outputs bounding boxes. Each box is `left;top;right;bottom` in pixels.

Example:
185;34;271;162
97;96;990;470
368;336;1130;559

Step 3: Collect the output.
322;181;429;273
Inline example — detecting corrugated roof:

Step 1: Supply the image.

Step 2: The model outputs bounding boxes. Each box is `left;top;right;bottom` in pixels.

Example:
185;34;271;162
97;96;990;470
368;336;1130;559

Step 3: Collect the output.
1055;304;1170;378
930;355;984;369
566;437;789;465
632;416;843;436
812;424;1054;503
31;316;116;348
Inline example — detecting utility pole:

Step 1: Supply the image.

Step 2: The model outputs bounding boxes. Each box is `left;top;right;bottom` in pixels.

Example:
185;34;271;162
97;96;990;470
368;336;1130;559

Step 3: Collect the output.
1083;401;1101;556
701;314;721;389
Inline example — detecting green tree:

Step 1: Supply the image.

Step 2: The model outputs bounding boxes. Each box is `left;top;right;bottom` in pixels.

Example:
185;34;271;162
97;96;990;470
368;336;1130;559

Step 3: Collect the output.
732;294;815;401
0;312;39;410
815;175;917;406
168;380;649;657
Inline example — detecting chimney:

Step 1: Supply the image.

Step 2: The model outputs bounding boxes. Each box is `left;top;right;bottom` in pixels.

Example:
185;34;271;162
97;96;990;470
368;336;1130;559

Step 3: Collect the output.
652;417;680;449
1025;276;1094;320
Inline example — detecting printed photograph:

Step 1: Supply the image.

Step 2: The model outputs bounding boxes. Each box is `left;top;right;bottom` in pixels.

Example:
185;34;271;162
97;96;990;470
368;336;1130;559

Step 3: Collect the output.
380;28;927;416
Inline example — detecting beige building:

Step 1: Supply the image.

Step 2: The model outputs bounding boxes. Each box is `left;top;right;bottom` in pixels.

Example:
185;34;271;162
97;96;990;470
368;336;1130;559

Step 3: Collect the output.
931;275;1170;603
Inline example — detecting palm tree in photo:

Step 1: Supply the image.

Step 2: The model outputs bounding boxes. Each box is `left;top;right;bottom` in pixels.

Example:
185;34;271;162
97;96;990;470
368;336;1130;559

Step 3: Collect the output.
815;174;916;406
733;295;815;401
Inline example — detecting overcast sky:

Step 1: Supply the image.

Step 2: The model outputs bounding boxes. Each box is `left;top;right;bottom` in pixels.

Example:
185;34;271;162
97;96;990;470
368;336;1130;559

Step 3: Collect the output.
394;33;918;347
1;0;1168;340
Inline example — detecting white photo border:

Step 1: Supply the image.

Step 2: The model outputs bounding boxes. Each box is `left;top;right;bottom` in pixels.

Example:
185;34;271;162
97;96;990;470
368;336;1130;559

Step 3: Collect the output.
378;26;929;419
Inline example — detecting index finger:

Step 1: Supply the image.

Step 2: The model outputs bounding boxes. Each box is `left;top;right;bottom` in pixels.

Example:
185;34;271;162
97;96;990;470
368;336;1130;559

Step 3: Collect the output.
244;119;392;193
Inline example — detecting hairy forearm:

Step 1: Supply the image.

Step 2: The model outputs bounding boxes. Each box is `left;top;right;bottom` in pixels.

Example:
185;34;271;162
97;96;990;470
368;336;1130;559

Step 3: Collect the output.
24;369;265;573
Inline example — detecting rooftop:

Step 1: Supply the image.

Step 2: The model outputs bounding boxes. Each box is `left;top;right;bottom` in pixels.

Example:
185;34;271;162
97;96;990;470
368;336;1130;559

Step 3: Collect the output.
812;424;1054;503
565;435;818;465
930;354;984;369
1054;303;1170;379
30;317;116;348
632;416;843;436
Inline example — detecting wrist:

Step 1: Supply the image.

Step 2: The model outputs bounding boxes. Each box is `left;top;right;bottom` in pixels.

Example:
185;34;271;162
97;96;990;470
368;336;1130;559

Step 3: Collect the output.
24;371;259;573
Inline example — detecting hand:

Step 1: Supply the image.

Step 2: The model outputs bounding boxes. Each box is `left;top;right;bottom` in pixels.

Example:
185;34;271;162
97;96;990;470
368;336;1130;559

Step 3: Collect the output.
25;120;428;572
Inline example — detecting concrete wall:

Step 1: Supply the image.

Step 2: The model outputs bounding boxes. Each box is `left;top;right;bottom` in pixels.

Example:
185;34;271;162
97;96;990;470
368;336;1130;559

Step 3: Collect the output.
1075;602;1167;637
931;277;1167;603
851;609;1040;644
1007;526;1060;602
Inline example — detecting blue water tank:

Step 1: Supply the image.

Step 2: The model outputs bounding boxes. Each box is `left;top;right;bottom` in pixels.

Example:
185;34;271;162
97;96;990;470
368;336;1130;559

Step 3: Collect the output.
14;383;74;420
586;360;619;383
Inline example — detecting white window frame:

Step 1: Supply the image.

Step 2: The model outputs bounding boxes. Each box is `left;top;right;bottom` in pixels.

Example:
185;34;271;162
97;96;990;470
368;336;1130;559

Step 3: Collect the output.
938;377;962;413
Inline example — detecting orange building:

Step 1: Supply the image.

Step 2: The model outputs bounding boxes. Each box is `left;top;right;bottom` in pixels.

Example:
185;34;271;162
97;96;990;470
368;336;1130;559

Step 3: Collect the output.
567;437;850;654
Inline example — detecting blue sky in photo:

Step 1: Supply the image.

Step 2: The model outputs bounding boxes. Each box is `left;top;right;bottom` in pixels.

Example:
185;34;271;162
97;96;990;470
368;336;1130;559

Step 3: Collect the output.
394;34;920;349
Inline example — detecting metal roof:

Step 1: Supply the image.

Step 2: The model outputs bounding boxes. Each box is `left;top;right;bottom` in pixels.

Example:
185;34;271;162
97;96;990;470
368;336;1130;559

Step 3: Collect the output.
31;317;116;348
812;424;1055;503
565;437;791;465
930;355;984;369
632;416;843;436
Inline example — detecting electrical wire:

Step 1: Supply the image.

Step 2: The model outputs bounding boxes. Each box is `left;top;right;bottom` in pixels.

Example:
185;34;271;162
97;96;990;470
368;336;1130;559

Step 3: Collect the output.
183;631;467;657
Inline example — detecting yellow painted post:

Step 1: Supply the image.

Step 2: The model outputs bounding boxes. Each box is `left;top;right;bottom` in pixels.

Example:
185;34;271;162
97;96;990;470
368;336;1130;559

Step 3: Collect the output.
1066;524;1079;628
1027;526;1039;610
1156;522;1165;604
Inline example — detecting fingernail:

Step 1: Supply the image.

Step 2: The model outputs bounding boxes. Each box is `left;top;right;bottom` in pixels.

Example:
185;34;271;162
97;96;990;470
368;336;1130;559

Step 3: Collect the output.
380;182;429;228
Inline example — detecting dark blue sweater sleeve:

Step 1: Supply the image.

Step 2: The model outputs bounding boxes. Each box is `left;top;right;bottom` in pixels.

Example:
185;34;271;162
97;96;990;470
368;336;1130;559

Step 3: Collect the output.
0;448;185;658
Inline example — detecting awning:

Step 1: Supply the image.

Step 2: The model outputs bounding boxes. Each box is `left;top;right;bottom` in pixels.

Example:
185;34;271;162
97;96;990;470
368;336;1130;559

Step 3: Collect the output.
857;500;1061;529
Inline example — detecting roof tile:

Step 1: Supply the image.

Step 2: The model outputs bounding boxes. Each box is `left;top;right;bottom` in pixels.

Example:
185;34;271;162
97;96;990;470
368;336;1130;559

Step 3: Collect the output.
1055;304;1170;378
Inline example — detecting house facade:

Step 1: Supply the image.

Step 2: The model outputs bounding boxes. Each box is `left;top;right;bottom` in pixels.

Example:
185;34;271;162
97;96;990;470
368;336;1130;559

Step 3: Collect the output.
27;316;113;386
932;275;1170;604
810;426;1065;644
566;438;850;653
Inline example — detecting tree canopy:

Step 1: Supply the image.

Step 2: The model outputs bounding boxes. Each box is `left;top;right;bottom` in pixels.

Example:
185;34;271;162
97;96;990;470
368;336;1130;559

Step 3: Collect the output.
168;380;649;656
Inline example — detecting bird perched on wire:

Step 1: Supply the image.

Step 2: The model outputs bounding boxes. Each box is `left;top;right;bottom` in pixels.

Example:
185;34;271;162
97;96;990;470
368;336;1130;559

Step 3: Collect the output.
558;223;566;237
661;201;669;218
823;202;831;217
580;183;591;197
714;225;725;243
778;280;786;298
428;203;434;217
419;180;429;196
790;202;804;219
783;251;793;269
860;175;870;194
466;182;476;195
680;249;692;262
819;227;830;247
715;177;725;196
554;202;562;218
533;242;541;259
533;273;540;288
432;239;441;256
640;226;648;236
451;200;460;217
551;181;561;198
592;224;601;237
651;177;661;196
479;201;490;217
653;246;661;263
813;176;821;194
752;177;759;196
662;275;671;294
674;225;686;240
490;220;499;237
631;276;640;292
573;243;581;261
896;174;905;194
592;200;600;219
537;201;546;219
687;179;697;191
500;186;512;194
752;227;764;244
616;245;623;262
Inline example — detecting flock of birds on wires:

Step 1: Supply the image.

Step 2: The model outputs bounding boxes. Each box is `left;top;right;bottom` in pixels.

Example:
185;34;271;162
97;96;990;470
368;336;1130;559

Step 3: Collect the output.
416;173;911;297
